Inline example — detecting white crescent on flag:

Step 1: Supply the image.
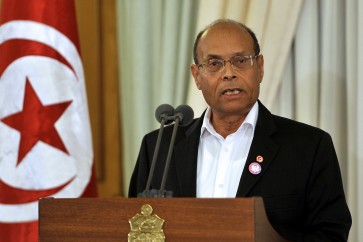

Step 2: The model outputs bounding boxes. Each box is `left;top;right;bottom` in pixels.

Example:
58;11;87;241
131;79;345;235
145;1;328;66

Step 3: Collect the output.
0;20;93;222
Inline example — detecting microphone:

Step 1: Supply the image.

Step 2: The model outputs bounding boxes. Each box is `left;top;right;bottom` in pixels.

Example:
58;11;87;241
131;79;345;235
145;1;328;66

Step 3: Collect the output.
159;105;194;195
139;104;174;197
173;104;194;126
138;104;194;198
155;104;175;125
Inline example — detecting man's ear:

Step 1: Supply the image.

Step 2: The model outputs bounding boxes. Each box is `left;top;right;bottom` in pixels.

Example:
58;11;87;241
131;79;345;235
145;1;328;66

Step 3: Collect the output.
191;64;202;90
257;55;264;82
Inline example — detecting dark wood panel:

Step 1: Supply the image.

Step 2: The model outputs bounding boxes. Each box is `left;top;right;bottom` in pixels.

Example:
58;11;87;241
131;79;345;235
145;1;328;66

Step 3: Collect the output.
39;197;285;242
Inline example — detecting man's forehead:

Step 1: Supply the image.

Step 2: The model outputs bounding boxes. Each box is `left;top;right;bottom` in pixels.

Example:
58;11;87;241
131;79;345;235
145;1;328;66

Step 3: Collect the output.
198;23;254;56
201;22;249;40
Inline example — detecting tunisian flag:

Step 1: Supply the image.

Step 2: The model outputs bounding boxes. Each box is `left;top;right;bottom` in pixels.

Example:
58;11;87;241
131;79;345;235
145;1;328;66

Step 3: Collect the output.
0;0;98;241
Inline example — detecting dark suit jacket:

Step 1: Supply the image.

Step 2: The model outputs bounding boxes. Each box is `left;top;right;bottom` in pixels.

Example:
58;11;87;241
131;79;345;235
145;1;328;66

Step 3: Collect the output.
129;101;352;241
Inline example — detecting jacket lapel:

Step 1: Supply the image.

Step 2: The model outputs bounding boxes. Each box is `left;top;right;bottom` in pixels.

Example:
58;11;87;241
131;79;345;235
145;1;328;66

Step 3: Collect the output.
174;117;203;197
236;102;280;197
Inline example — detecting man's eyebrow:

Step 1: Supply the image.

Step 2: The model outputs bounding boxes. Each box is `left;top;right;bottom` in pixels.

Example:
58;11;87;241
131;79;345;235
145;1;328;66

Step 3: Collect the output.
204;54;223;60
234;51;251;56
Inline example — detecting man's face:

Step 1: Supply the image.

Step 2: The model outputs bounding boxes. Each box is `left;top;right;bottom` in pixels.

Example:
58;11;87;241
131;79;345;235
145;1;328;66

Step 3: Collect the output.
191;23;264;119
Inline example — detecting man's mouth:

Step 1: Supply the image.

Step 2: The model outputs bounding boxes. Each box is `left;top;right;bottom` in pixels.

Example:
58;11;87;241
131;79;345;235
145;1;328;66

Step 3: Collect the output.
223;89;241;95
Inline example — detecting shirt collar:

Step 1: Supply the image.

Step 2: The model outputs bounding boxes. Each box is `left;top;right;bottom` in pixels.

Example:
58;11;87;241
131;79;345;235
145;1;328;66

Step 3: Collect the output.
200;101;259;138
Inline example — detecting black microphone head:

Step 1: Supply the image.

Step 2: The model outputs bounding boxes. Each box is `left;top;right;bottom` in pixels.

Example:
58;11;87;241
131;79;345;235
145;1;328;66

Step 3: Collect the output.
174;105;194;126
155;104;174;124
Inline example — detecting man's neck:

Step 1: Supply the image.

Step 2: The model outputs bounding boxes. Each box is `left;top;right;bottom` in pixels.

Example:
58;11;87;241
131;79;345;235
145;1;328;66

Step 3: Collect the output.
210;112;247;138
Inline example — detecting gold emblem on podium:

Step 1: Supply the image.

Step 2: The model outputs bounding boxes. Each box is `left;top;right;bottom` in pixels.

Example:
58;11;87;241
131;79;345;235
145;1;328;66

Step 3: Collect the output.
128;204;165;242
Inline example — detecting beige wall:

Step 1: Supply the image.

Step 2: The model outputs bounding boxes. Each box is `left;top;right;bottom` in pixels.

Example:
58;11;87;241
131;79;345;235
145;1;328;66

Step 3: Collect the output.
75;0;123;197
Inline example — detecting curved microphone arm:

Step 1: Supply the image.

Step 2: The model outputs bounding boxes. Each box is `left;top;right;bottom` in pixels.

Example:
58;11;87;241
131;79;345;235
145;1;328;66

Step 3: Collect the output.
144;118;166;192
159;116;180;193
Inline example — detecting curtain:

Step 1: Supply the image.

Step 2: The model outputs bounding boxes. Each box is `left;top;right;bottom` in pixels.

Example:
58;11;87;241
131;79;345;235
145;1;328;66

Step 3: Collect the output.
346;0;363;240
116;0;199;193
273;0;363;241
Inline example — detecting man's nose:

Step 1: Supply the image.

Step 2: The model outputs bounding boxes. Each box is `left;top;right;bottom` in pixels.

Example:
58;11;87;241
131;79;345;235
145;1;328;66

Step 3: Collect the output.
223;61;237;80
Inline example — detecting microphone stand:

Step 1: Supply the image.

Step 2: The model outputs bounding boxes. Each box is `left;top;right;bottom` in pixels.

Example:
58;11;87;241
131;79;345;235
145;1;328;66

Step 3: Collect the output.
138;115;174;198
138;104;193;198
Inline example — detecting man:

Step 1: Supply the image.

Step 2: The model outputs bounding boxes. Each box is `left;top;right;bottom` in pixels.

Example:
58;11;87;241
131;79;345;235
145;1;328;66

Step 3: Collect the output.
129;19;352;241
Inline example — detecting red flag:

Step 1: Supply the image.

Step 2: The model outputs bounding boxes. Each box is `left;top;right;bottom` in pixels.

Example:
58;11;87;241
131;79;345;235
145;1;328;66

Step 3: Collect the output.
0;0;98;241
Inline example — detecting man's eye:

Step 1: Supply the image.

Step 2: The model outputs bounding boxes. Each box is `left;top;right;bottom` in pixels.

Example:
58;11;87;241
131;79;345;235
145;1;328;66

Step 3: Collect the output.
234;57;246;63
208;60;222;67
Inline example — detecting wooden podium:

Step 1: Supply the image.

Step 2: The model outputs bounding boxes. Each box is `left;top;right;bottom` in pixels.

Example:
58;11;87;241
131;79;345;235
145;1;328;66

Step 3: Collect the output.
39;197;289;242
